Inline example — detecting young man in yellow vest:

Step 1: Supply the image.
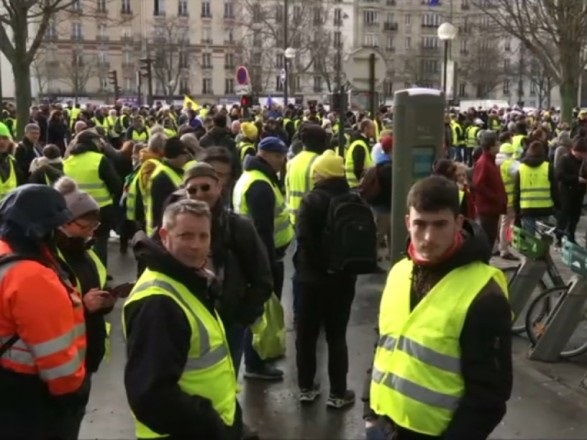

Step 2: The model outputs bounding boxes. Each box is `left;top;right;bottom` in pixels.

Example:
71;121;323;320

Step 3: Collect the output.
495;142;519;260
365;175;512;440
124;199;242;440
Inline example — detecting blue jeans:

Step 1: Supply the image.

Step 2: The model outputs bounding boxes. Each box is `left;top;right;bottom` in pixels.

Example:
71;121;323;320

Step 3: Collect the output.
365;425;391;440
243;327;265;371
224;323;245;376
521;215;551;236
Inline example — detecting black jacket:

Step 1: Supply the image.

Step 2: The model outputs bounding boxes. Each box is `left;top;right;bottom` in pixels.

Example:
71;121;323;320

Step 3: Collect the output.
29;162;64;185
371;161;392;209
555;152;587;206
125;233;242;440
363;220;512;440
200;127;241;176
351;134;371;183
513;155;558;218
0;152;23;186
150;160;184;231
242;155;288;268
14;137;42;179
294;177;356;284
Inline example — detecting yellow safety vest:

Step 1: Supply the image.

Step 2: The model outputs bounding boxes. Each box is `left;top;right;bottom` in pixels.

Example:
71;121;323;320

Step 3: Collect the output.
465;126;479;148
237;141;256;163
145;162;183;235
500;158;515;207
518;162;553;210
233;169;294;249
0;156;18;200
70;108;81;129
127;158;161;222
132;129;149;143
450;121;464;147
370;259;508;436
345;138;373;188
64;151;112;207
164;128;177;138
285;150;319;225
106;116;119;137
123;269;237;438
183;160;198;171
92;117;104;127
512;135;525;159
490;119;501;132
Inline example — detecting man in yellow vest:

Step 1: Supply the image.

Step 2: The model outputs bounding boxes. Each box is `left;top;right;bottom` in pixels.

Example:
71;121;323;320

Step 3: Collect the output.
233;136;293;380
0;123;20;199
513;141;558;236
464;119;482;166
147;137;190;235
365;175;512;440
63;130;122;266
345;119;375;188
495;142;519;260
237;122;258;164
450;115;466;162
126;116;149;143
124;199;242;440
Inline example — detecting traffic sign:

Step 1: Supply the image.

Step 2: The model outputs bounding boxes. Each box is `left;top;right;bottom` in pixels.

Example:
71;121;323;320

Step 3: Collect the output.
236;66;250;85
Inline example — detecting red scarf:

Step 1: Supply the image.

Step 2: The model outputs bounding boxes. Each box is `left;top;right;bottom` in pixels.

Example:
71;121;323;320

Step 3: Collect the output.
408;232;464;266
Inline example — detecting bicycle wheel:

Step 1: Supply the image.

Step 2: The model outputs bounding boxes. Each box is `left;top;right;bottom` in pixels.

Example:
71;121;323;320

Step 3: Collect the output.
503;266;548;335
525;286;587;358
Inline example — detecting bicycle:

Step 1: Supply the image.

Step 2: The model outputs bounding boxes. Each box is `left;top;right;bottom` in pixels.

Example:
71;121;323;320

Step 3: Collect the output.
504;222;567;335
524;229;587;358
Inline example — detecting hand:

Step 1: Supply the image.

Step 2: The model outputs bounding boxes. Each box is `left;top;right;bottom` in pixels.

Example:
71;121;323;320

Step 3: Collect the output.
83;289;114;313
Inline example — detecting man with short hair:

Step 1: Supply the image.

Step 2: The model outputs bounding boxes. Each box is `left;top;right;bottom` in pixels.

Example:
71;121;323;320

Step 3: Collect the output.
345;119;375;188
14;123;42;179
125;199;242;440
365;175;512;440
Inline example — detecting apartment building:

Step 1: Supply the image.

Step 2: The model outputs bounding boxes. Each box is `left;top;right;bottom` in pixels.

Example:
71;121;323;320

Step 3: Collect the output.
34;0;243;102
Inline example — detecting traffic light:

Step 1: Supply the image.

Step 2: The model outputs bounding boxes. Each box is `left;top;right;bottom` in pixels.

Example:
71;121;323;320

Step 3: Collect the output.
139;58;153;106
108;70;119;99
240;94;252;108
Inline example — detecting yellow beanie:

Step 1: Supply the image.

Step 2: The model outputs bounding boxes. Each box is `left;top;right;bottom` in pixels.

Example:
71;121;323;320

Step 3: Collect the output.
312;150;344;181
241;122;258;140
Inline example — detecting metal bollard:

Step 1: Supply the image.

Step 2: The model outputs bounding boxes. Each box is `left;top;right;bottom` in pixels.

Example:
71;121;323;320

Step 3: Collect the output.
528;276;587;362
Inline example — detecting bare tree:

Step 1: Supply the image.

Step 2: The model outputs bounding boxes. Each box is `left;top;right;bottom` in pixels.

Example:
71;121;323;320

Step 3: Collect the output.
0;0;123;138
472;0;587;122
31;51;51;97
148;17;194;99
237;0;336;94
57;51;97;103
401;45;441;88
458;35;507;98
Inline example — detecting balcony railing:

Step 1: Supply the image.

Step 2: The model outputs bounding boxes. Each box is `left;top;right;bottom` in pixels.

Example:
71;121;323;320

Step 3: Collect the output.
384;22;398;31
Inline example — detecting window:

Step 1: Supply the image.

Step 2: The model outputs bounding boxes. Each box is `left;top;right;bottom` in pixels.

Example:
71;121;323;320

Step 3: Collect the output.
334;8;342;25
98;50;108;64
276;75;284;91
202;78;213;94
333;31;342;48
293;6;302;22
179;52;188;68
179;77;190;93
179;0;188;16
97;0;107;13
202;53;212;68
459;39;468;53
275;53;284;68
72;22;83;40
201;0;211;17
100;77;108;90
422;59;439;73
97;23;108;40
252;52;262;65
202;27;212;43
405;14;411;25
504;37;511;51
225;78;234;94
386;36;394;51
363;10;378;25
252;3;262;22
503;79;510;94
363;33;378;47
405;36;411;49
72;0;82;11
422;13;440;27
458;82;466;97
275;4;284;22
387;12;395;23
121;0;131;14
121;25;132;40
224;0;234;18
384;80;393;96
154;0;166;15
503;58;510;72
125;77;133;91
123;50;132;63
530;80;536;96
46;19;57;39
313;76;322;92
422;36;439;48
313;7;322;25
226;29;234;43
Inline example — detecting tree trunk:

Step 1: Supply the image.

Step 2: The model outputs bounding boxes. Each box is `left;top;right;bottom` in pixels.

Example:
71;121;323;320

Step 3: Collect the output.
559;78;578;123
12;60;31;140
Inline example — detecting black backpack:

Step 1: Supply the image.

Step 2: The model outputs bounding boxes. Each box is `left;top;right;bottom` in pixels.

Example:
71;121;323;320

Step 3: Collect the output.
322;191;378;274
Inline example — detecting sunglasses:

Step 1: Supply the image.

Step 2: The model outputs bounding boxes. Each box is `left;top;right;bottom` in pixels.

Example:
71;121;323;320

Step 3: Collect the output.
186;184;211;195
73;220;101;231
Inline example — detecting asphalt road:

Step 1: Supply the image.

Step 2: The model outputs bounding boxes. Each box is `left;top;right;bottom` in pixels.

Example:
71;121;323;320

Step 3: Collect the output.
79;242;587;440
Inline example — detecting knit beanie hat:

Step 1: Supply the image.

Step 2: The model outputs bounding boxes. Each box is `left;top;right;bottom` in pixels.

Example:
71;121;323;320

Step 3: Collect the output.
53;177;100;219
312;150;344;180
241;122;258;140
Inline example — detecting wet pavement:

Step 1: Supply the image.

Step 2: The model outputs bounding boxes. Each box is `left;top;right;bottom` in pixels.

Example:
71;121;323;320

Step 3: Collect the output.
80;240;587;439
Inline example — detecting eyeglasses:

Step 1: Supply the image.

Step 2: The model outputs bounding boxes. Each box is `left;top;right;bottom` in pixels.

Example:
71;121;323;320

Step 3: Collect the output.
186;184;211;195
73;220;101;231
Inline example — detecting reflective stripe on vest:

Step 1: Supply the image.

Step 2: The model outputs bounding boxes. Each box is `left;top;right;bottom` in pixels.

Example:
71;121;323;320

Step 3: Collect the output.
183;160;198;172
233;169;294;249
370;258;508;436
123;270;237;438
145;162;183;235
519;162;553;210
0;156;18;200
500;158;515;207
126;172;140;221
345;138;373;188
285;151;319;225
63;151;112;207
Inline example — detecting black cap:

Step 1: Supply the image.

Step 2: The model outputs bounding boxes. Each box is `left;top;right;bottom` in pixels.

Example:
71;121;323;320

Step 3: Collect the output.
164;137;189;159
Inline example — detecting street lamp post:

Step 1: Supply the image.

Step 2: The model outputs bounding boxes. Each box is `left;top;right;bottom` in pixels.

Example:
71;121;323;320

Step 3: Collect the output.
284;47;296;107
437;22;458;103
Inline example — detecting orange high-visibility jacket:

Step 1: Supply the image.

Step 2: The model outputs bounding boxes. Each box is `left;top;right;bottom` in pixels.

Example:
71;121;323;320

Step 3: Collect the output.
0;240;86;396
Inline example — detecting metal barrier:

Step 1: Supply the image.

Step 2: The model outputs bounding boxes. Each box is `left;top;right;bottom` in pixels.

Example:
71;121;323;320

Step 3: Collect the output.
528;239;587;362
508;227;551;319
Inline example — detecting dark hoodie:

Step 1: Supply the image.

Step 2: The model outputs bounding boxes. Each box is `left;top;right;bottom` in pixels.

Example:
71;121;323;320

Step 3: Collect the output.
125;233;242;440
362;220;512;440
199;126;241;176
513;155;558;218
